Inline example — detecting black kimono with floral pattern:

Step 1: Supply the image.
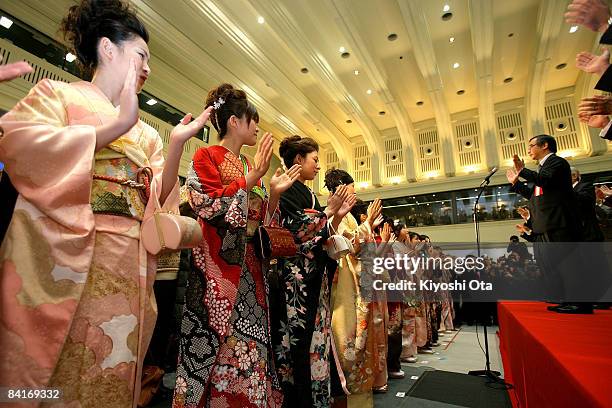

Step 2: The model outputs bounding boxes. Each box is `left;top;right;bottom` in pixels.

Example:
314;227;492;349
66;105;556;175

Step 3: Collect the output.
269;181;338;408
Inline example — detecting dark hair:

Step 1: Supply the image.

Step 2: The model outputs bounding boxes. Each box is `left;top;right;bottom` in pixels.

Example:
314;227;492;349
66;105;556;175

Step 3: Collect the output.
419;234;430;241
324;169;354;193
510;235;519;241
530;134;557;153
205;84;258;139
350;198;368;221
60;0;149;79
393;222;406;237
408;231;420;241
279;135;319;169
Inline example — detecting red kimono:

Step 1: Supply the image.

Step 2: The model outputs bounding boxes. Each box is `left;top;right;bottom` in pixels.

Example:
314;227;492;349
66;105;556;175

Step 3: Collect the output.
173;145;282;408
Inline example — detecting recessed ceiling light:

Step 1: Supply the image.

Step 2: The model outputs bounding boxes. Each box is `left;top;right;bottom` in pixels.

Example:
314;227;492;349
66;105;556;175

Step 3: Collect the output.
457;89;465;95
379;111;386;115
453;62;460;69
0;16;13;29
366;89;373;95
569;25;579;33
354;69;359;75
387;33;398;41
443;4;450;12
300;67;309;74
146;98;157;106
442;12;453;21
65;52;77;63
346;119;352;124
416;100;424;106
503;77;513;83
449;36;455;43
257;16;265;24
508;32;514;37
339;46;346;53
556;63;567;70
341;52;351;59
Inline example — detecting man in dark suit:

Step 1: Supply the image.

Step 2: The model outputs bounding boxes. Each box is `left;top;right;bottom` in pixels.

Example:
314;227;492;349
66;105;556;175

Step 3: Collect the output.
571;167;604;242
507;134;589;313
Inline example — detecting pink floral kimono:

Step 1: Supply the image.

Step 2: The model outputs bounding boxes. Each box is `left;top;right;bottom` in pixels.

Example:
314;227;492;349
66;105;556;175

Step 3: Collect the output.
0;79;179;407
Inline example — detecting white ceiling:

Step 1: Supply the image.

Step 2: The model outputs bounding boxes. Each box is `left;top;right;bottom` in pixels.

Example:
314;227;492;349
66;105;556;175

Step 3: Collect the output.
1;0;603;190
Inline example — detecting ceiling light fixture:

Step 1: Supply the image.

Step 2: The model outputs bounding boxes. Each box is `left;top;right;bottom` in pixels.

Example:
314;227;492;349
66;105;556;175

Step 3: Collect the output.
449;36;455;43
257;16;265;24
569;25;578;33
146;98;157;106
0;16;13;29
387;33;398;41
339;46;346;53
366;89;373;95
300;67;309;74
443;4;450;12
453;62;460;69
65;52;77;63
354;69;359;75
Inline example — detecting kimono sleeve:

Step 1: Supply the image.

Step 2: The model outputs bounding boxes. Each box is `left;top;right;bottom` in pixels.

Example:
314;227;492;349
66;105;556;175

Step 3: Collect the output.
186;147;248;230
279;193;329;257
0;78;96;233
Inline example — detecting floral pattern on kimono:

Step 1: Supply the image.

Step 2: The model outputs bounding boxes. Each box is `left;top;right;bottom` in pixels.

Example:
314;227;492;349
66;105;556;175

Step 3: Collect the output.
0;79;179;408
270;181;336;408
173;146;282;408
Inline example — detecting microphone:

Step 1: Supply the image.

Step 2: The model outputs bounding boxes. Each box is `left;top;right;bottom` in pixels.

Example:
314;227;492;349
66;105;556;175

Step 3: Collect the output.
483;167;498;182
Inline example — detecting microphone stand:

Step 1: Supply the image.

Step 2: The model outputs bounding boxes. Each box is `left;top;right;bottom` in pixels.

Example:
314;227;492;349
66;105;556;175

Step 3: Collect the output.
468;176;502;382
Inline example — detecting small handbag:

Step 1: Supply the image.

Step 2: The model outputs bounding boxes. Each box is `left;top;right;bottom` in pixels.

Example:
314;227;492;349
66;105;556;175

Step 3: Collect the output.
326;223;354;260
141;211;203;255
141;183;203;255
254;225;298;259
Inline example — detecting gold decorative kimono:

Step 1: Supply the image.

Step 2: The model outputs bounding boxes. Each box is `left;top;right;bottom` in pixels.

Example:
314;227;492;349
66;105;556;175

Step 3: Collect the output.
330;213;385;407
0;79;179;408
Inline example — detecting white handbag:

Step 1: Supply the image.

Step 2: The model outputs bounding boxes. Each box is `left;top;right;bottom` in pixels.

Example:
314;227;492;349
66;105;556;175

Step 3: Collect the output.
326;223;354;260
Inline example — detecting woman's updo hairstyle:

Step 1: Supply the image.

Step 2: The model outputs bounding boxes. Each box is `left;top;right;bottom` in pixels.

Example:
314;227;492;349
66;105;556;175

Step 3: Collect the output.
278;135;319;169
324;169;354;194
60;0;149;79
205;83;258;139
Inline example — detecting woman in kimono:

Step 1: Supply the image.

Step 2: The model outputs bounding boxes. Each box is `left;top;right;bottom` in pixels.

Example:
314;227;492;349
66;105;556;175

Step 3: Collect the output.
174;84;301;408
271;135;353;408
0;1;210;406
324;170;386;407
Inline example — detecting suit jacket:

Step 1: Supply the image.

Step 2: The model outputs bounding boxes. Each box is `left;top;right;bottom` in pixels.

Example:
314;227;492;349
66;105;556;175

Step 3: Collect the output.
510;154;581;239
574;180;605;241
595;26;612;92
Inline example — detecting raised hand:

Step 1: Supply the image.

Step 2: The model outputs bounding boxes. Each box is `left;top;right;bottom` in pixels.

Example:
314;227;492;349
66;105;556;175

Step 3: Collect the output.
0;61;32;82
517;206;530;221
118;58;140;131
372;214;384;230
578;95;612;119
367;198;383;227
337;192;357;218
506;168;519;185
576;50;610;76
326;184;348;216
512;154;524;174
170;106;213;145
578;112;610;128
270;164;302;195
380;222;392;242
253;132;274;178
565;0;611;32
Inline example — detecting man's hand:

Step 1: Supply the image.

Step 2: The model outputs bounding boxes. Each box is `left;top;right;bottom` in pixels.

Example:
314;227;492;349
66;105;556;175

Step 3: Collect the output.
515;224;532;235
578;112;610;128
506;168;519;185
512;154;525;174
517;206;530;222
578;95;612;118
565;0;611;32
576;50;610;76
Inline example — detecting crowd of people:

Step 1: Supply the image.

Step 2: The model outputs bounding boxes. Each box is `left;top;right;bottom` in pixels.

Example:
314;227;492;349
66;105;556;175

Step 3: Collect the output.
0;0;611;407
